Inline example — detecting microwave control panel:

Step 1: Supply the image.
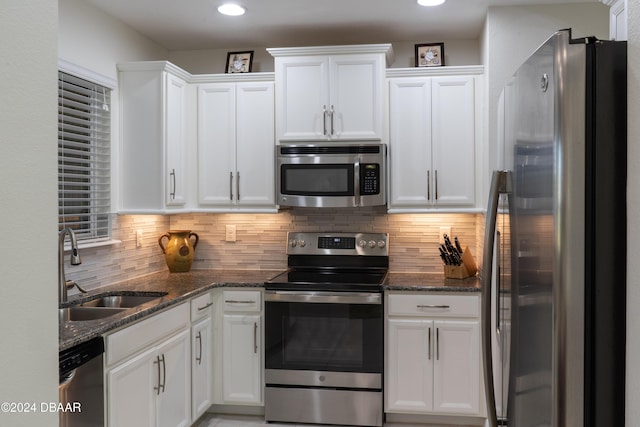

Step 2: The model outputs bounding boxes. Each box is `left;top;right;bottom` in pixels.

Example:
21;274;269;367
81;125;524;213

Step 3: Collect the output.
360;164;380;195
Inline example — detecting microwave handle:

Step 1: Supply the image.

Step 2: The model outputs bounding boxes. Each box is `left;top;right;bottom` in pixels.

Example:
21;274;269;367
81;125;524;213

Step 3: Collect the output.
354;160;360;207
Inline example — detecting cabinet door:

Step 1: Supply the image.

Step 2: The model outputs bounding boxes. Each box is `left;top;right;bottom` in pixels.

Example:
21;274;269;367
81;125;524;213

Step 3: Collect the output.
386;318;434;412
165;73;188;206
433;320;480;414
157;329;190;427
330;54;384;140
236;82;275;207
192;317;213;421
388;78;433;207
197;83;236;206
222;313;262;404
431;76;476;206
107;347;156;427
275;56;329;141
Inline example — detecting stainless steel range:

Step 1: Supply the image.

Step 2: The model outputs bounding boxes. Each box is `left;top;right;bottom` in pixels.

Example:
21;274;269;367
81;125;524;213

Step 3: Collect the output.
264;232;389;427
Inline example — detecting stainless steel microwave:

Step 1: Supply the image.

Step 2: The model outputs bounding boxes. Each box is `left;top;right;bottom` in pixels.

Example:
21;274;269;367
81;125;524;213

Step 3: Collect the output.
276;143;386;208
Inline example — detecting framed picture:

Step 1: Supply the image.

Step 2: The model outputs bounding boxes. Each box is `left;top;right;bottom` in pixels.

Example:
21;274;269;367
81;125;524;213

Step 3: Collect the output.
415;43;445;67
225;50;254;73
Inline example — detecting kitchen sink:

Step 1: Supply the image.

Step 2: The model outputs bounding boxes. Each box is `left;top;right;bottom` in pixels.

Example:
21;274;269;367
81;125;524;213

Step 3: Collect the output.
59;306;127;322
59;292;169;322
79;293;168;308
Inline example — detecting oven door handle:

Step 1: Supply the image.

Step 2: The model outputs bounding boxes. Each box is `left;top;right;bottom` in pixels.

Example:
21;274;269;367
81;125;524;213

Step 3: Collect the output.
264;290;381;305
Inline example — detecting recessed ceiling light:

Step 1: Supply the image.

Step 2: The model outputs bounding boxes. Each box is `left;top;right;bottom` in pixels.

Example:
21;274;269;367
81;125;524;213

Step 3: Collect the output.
417;0;446;6
218;3;246;16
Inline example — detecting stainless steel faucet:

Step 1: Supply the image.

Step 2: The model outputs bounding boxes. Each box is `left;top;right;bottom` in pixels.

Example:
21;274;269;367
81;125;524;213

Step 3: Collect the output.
58;228;84;305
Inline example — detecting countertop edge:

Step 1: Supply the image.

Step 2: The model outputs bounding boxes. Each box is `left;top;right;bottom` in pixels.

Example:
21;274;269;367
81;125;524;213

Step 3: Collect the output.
59;270;480;351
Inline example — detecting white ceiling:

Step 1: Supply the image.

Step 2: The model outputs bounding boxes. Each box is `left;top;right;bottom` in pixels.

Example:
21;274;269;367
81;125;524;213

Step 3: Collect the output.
84;0;600;51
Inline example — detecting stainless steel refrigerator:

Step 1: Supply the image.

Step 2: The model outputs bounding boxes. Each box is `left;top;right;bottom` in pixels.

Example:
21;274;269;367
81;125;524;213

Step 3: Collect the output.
481;29;627;427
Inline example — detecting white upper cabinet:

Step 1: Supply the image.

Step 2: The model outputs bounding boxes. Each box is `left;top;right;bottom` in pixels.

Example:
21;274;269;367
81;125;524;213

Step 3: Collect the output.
197;79;276;211
268;44;393;142
118;62;192;213
387;67;483;212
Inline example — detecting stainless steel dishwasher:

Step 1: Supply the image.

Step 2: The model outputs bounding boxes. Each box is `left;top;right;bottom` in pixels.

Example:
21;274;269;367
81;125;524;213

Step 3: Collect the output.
59;336;104;427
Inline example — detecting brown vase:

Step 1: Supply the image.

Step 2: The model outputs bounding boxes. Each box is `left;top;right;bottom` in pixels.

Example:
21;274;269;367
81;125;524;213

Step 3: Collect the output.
158;230;199;273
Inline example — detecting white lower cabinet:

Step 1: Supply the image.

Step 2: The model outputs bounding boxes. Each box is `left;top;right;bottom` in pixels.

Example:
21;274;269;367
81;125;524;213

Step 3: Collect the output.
191;293;213;421
105;303;191;427
222;313;262;403
386;293;481;417
107;329;190;427
212;289;263;406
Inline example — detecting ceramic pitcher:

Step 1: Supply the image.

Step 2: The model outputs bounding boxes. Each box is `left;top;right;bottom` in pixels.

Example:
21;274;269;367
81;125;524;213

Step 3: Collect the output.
158;230;199;273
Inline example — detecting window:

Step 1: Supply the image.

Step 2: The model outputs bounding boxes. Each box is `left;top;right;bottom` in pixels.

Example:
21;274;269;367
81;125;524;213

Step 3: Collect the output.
58;71;111;242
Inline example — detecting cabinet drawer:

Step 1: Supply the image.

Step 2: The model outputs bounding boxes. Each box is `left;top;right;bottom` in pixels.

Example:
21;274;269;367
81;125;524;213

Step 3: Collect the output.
388;294;479;318
223;290;261;312
191;292;213;322
105;302;190;366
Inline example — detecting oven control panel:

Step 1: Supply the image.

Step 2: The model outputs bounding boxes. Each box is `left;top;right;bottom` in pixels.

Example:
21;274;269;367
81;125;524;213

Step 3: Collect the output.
286;232;388;256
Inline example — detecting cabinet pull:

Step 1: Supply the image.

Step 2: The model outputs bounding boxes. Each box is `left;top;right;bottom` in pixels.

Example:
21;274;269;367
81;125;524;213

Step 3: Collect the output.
435;169;439;200
427;170;431;200
236;171;240;201
160;354;166;393
417;304;450;309
225;300;255;304
169;169;176;200
436;328;440;361
229;172;234;201
197;302;213;311
330;105;335;135
322;105;328;135
153;355;162;395
428;327;432;360
196;331;203;365
253;322;258;354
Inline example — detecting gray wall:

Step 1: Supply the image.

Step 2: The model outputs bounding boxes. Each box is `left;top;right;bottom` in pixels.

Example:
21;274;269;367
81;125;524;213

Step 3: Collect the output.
0;1;58;425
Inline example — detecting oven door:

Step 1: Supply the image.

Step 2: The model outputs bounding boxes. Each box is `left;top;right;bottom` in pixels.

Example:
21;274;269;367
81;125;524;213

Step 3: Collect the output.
264;290;383;388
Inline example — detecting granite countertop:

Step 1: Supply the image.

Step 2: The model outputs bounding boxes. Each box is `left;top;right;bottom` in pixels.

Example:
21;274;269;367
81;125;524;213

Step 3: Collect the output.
385;272;480;292
59;269;279;351
60;269;480;351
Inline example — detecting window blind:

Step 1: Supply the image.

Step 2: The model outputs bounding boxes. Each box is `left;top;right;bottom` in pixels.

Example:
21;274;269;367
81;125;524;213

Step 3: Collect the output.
58;71;111;242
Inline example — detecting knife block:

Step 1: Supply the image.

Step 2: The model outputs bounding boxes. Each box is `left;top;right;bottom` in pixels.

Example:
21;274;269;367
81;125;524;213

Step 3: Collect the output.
443;246;478;279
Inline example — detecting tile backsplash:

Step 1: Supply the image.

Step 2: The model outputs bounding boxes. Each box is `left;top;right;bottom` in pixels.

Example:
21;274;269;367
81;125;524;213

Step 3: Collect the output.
66;208;483;293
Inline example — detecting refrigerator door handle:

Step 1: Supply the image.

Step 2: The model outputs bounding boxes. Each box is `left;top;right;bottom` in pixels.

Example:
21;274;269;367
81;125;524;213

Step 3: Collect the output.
481;170;512;427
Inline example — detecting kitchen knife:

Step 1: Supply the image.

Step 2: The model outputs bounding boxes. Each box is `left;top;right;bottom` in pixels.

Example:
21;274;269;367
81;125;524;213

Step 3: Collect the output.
438;246;449;265
454;236;463;254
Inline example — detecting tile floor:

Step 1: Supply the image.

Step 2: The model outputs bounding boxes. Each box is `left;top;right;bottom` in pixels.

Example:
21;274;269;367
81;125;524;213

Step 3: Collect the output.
193;413;368;426
193;413;340;426
192;413;460;427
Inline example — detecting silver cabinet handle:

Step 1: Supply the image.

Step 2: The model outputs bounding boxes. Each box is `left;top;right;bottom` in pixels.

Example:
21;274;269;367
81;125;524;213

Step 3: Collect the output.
160;354;166;393
436;328;440;360
253;322;258;354
417;304;450;309
196;331;203;365
197;302;213;311
427;170;431;200
153;355;166;394
236;171;240;201
229;171;234;201
169;169;176;200
428;327;432;360
435;169;439;200
153;355;162;395
330;105;335;135
322;105;328;135
224;300;255;304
